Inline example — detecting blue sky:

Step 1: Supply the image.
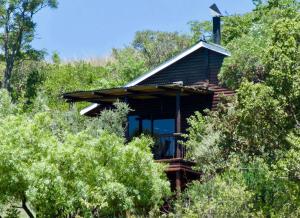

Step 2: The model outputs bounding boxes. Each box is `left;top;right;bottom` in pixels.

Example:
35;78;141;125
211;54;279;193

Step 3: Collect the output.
33;0;254;60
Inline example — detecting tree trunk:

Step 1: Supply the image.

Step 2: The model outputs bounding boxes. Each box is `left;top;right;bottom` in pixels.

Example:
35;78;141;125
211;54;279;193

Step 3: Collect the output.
22;197;35;218
2;61;13;93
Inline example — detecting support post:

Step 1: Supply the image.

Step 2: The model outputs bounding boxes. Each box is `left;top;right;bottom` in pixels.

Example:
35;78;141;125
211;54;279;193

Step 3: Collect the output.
176;93;182;158
138;118;143;135
124;97;129;141
176;171;181;193
175;93;182;193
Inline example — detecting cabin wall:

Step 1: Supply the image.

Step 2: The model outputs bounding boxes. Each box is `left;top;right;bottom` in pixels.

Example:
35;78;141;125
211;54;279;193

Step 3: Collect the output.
139;48;225;86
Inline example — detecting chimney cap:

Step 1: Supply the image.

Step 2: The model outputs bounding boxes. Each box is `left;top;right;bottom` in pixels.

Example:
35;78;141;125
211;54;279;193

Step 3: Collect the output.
209;3;222;17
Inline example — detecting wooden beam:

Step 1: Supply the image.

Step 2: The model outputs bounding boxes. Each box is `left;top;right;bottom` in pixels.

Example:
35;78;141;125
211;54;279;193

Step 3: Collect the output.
159;85;209;95
126;88;163;94
95;90;174;100
93;91;119;97
126;89;176;98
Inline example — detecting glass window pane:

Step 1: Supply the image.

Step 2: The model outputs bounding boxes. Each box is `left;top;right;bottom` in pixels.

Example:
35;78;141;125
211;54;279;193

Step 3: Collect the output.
142;119;152;134
153;119;175;135
128;116;139;138
157;136;176;158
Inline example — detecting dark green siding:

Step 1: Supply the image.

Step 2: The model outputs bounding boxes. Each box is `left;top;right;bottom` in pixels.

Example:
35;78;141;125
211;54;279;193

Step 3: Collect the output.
139;47;225;86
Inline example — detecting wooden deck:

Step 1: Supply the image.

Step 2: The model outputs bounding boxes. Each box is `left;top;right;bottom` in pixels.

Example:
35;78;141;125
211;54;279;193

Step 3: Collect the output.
157;158;201;191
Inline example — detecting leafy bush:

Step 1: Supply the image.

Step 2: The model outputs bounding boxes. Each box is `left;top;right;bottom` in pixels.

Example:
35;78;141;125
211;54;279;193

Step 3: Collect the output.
0;90;170;217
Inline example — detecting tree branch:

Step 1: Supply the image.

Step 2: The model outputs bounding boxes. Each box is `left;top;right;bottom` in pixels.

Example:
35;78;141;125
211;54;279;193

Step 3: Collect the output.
33;3;48;15
12;205;23;209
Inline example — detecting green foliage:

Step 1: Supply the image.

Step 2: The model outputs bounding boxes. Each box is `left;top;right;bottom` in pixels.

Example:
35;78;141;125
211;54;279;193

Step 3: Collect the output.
265;15;300;128
220;0;300;89
184;112;226;176
172;159;254;217
88;101;131;138
235;82;290;155
51;52;61;65
0;89;16;116
0;91;170;217
174;155;300;217
41;61;115;109
5;60;45;102
181;1;300;217
188;20;212;44
0;0;57;91
132;30;192;69
220;34;267;89
108;47;148;83
19;29;193;110
1;0;299;216
222;13;255;45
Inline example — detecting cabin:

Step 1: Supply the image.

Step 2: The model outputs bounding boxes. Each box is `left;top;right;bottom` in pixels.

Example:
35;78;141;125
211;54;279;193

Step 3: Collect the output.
63;6;234;191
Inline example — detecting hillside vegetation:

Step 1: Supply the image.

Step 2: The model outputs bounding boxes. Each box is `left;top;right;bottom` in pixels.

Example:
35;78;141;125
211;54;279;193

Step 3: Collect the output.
0;0;300;217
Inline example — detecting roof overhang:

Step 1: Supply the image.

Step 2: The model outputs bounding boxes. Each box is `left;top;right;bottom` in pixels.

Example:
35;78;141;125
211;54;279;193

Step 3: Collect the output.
63;84;212;104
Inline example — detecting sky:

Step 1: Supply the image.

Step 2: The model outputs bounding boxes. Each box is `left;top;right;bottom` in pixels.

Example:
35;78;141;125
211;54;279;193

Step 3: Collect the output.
32;0;254;60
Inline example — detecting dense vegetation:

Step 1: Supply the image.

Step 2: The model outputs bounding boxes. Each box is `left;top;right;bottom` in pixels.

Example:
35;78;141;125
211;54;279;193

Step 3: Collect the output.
175;0;300;217
0;92;170;217
0;0;299;217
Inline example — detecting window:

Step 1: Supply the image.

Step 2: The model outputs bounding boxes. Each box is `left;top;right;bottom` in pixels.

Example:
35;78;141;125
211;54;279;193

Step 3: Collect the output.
128;117;176;159
153;119;175;159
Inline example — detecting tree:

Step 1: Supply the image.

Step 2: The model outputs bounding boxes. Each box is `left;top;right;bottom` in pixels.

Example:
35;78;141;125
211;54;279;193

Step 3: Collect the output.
0;0;58;93
188;20;212;44
41;60;113;110
180;1;300;216
132;30;191;69
265;15;300;129
172;161;254;217
0;90;170;217
219;0;299;90
107;47;148;84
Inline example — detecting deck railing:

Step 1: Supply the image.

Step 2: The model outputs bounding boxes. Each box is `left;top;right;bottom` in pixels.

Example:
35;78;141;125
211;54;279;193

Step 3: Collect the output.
152;133;184;160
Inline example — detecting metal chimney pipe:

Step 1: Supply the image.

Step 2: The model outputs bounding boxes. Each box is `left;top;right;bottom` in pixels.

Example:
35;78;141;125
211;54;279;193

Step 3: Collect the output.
213;16;221;44
209;4;222;45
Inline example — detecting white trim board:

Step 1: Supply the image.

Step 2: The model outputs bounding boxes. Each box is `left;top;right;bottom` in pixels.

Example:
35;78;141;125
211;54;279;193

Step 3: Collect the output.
125;41;230;87
80;103;99;115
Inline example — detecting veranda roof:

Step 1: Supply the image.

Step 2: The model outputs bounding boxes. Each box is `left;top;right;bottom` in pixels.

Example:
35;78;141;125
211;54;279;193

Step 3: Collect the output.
62;84;212;103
